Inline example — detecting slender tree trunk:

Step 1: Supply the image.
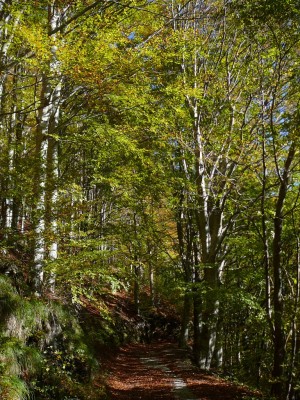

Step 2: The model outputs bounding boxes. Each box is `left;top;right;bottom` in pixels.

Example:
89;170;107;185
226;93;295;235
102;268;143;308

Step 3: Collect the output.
271;143;295;399
261;128;272;327
0;6;21;239
32;3;62;293
133;263;140;316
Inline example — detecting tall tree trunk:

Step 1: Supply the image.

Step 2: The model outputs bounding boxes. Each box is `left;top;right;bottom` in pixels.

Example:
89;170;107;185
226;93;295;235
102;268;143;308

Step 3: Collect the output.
261;125;272;329
193;119;223;369
32;3;62;293
271;143;295;399
176;189;195;349
0;4;21;239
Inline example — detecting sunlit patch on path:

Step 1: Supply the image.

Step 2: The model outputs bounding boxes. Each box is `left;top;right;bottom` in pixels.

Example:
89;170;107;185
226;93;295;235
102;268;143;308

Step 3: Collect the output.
140;355;198;399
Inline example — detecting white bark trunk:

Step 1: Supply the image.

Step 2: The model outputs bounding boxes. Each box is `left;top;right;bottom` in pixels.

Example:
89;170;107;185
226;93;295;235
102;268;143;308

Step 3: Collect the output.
34;4;63;293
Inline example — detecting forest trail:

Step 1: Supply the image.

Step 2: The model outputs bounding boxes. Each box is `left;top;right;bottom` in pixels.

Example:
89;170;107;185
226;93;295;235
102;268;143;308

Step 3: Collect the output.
103;341;257;400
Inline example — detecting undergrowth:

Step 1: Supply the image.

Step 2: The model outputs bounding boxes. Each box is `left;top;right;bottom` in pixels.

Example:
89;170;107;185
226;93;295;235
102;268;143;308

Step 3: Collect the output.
0;275;102;400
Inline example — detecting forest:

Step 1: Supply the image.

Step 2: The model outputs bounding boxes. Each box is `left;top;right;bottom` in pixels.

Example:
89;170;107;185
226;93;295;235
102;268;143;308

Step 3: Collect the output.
0;0;300;399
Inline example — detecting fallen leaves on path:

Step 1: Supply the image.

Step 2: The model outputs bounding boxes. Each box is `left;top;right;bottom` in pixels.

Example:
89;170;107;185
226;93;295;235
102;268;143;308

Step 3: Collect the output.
103;341;260;400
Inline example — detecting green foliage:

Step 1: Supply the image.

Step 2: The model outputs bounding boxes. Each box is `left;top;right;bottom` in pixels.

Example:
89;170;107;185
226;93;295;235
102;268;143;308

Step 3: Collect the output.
232;0;300;23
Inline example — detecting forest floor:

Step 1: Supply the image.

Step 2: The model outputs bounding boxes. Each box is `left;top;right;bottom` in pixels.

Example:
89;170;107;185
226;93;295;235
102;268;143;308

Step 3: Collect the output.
102;341;261;400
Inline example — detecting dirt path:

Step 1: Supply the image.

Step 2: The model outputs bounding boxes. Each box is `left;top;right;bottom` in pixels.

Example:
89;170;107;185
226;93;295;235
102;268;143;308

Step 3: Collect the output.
104;341;257;400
